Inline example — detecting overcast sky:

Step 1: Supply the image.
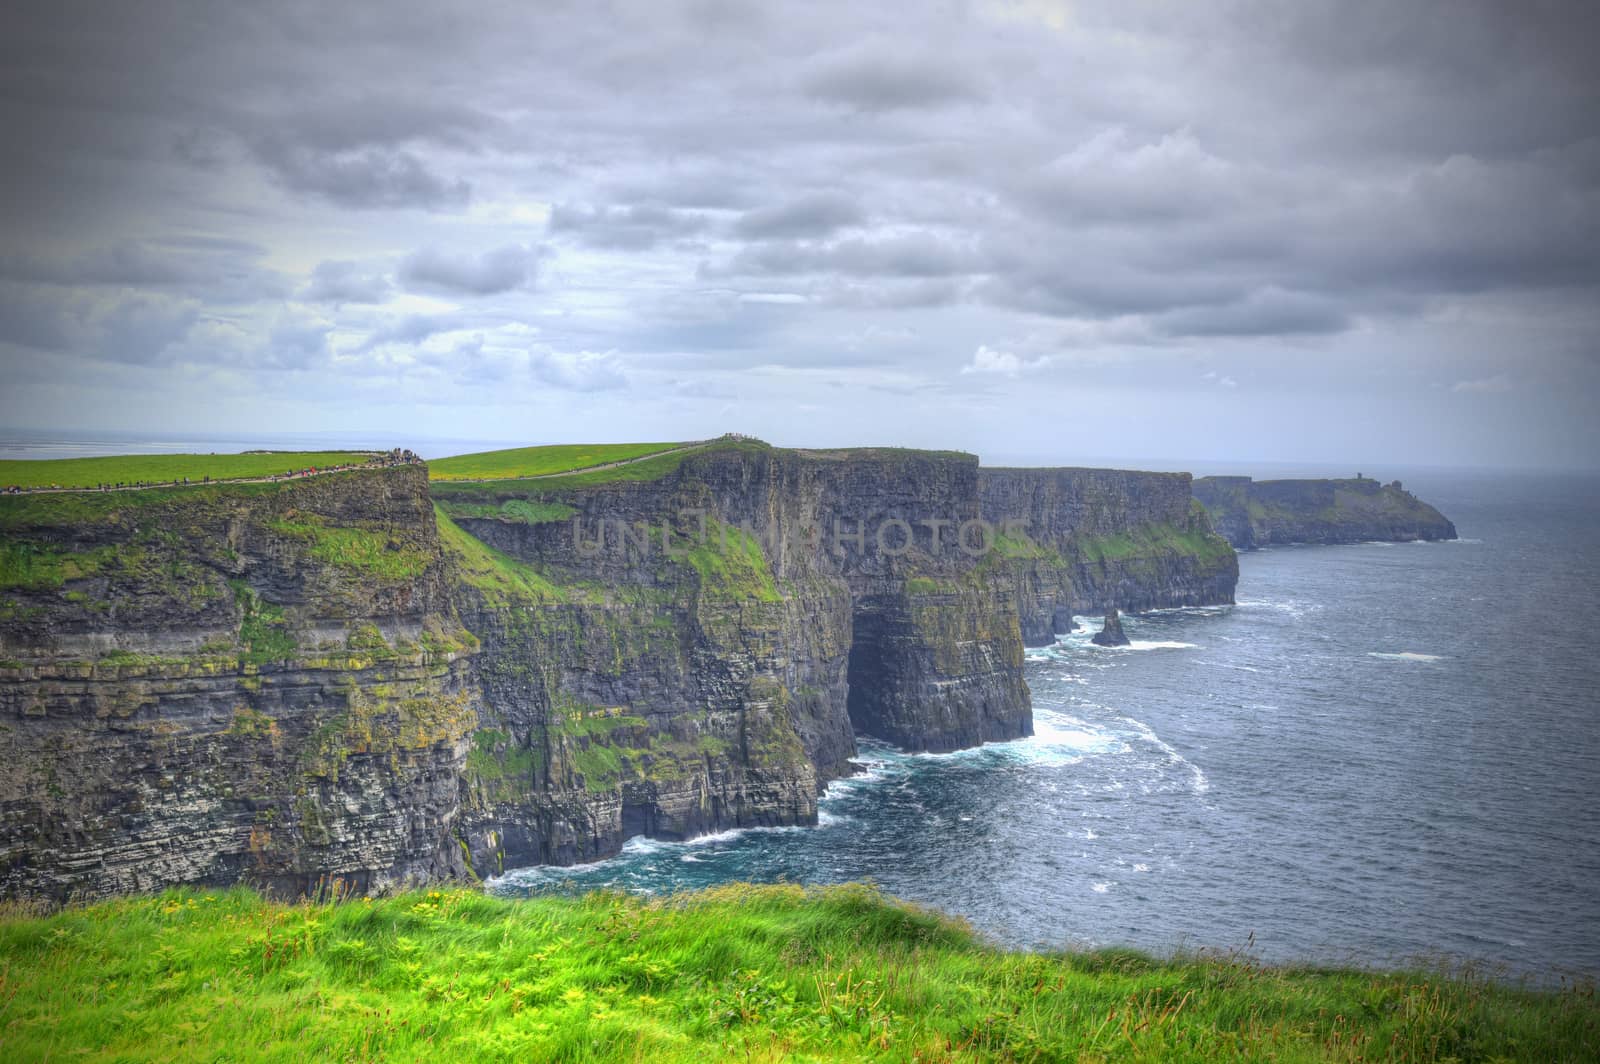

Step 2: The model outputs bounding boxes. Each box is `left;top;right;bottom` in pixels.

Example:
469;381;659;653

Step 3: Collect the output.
1;1;1596;469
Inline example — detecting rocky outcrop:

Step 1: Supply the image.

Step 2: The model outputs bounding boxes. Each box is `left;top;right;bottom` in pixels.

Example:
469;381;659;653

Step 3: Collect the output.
1091;608;1129;647
2;440;1239;900
1192;476;1457;549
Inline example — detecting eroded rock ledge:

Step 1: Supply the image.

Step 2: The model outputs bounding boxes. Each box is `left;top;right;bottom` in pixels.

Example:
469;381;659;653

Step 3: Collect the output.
1;441;1237;899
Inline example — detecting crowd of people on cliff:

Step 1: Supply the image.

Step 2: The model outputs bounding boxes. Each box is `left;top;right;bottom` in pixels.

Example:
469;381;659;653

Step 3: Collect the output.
3;448;424;495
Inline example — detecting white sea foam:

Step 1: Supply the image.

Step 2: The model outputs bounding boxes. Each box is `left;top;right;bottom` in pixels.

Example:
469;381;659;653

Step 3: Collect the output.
1091;882;1112;893
1133;863;1150;872
1121;716;1210;794
1368;651;1446;663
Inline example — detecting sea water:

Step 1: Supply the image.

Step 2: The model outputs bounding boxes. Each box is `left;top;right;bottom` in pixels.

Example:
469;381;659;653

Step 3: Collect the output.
492;470;1600;981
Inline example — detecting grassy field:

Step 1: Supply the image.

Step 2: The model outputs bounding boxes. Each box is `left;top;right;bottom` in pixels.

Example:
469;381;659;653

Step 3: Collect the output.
1;884;1593;1062
0;452;373;490
428;443;692;481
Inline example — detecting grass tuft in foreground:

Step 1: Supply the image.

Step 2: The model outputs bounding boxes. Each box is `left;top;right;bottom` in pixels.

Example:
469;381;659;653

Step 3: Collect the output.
1;884;1595;1061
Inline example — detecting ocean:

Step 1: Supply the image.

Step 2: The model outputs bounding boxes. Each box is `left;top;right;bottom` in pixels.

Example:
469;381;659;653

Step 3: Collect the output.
489;470;1600;982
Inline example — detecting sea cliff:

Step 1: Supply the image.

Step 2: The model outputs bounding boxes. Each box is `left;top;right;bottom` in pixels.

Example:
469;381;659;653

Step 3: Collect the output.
1192;475;1457;549
0;440;1237;899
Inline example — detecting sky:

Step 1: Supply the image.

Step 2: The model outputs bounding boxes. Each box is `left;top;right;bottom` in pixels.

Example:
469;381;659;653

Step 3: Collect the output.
1;0;1597;470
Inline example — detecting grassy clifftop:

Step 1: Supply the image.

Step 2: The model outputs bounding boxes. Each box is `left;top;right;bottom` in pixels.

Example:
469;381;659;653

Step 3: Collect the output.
428;442;691;481
1;885;1592;1062
0;451;373;490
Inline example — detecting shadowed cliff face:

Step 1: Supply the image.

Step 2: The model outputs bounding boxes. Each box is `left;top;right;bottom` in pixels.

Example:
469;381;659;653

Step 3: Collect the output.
1193;476;1458;549
1;443;1239;899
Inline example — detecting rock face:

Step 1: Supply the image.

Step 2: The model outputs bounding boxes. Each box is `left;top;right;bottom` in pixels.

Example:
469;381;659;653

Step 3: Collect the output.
0;467;480;900
1192;476;1457;549
1091;608;1130;647
1;440;1239;900
978;467;1239;645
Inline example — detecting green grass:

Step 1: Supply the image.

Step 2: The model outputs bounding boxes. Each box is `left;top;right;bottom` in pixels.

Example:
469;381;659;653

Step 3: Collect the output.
1074;522;1236;567
267;515;432;581
1;885;1593;1062
232;581;297;667
437;498;578;524
684;520;781;603
428;443;688;481
0;541;118;590
0;451;374;490
434;505;566;605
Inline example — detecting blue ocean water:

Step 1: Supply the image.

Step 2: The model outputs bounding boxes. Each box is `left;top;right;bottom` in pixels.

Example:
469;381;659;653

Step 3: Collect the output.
491;471;1600;981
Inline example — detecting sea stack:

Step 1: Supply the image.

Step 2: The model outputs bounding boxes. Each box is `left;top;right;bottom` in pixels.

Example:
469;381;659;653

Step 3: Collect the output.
1092;607;1130;647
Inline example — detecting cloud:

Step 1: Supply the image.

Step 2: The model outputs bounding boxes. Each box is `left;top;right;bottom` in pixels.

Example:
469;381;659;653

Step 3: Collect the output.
803;48;984;111
0;283;200;365
1152;288;1351;338
357;312;466;350
0;239;287;303
721;231;980;279
252;139;471;210
548;203;710;250
261;309;333;370
733;193;865;239
1452;374;1514;394
398;244;539;295
961;344;1048;377
529;347;628;392
302;260;392;304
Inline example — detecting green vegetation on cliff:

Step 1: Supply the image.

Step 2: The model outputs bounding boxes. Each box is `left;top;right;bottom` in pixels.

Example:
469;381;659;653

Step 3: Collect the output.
0;451;370;490
434;505;565;605
268;512;433;581
1074;520;1236;568
428;442;687;481
685;520;782;603
1;885;1592;1062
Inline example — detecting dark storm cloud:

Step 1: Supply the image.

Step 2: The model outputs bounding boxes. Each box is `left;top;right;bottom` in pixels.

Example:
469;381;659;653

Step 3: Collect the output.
398;245;539;296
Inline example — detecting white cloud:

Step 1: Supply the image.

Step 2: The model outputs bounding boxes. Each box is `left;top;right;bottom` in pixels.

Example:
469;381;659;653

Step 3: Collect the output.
961;344;1048;377
529;347;629;392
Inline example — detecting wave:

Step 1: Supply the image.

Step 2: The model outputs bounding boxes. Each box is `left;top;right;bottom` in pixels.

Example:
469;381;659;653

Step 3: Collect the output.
1368;651;1446;663
1120;715;1210;795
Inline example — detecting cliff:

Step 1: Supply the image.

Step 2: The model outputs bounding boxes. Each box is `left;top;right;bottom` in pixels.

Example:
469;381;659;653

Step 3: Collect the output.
1;440;1238;900
1192;475;1457;549
0;467;480;900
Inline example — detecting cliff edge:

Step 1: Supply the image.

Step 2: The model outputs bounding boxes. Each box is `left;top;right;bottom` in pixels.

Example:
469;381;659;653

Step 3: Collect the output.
2;440;1238;899
1192;475;1457;549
